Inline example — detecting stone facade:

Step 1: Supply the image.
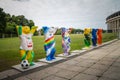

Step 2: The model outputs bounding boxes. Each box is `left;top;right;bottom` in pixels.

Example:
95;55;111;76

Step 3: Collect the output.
106;11;120;33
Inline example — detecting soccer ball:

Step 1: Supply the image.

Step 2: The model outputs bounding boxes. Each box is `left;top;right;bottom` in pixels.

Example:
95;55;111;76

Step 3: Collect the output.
21;60;30;69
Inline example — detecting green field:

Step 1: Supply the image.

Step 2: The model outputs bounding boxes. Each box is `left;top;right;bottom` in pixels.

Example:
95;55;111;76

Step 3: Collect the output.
0;33;117;72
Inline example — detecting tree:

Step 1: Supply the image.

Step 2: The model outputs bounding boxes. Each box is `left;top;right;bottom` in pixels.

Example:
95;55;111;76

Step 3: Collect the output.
56;29;61;35
70;28;83;34
6;22;16;37
71;28;75;34
0;8;35;38
0;8;6;38
5;13;16;37
14;15;34;27
28;20;34;29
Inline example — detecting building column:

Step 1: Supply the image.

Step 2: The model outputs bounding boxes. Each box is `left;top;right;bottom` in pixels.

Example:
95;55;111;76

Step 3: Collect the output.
110;22;112;31
115;20;117;33
107;21;110;32
112;21;114;33
110;22;112;32
118;19;120;39
116;19;119;38
114;21;116;33
107;22;109;30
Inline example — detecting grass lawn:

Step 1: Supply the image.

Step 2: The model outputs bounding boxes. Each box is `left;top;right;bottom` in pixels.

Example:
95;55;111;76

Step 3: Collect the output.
0;33;117;72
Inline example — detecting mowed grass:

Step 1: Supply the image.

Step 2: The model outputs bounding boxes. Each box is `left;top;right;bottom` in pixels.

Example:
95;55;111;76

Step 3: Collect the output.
0;33;117;72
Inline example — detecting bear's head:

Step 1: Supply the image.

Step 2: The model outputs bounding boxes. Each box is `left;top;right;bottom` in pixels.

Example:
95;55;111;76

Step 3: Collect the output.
22;26;30;34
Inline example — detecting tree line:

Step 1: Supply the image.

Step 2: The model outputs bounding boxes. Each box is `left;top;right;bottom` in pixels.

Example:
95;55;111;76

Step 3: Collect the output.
39;28;84;35
0;8;35;38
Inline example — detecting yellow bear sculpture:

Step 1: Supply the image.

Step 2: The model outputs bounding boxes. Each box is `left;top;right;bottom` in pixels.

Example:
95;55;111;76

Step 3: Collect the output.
83;28;92;49
16;26;37;66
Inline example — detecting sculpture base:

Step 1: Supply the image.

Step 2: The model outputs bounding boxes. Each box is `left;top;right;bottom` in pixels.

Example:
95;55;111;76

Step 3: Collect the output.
57;53;78;58
12;62;46;72
82;47;91;50
71;50;86;53
38;57;64;63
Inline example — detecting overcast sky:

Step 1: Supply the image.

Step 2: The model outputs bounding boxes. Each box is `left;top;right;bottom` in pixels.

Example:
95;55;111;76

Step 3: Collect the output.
0;0;120;30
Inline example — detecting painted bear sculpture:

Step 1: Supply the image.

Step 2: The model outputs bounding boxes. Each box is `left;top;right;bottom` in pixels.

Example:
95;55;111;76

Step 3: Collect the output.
61;27;72;56
16;25;37;66
42;26;58;61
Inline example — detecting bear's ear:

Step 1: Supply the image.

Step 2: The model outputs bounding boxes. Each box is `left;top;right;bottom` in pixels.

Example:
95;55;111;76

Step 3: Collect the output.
42;26;49;34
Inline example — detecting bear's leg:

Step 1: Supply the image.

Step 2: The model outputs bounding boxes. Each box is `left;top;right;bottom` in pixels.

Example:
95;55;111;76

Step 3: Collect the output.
19;49;26;61
46;55;53;61
51;48;56;60
27;50;35;66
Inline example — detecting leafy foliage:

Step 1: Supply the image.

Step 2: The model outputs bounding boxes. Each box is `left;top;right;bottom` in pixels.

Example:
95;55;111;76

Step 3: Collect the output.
0;8;35;38
0;8;6;37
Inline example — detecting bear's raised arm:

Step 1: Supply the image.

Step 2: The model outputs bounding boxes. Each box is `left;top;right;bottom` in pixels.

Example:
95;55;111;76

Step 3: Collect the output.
52;27;58;34
16;25;22;36
31;26;38;34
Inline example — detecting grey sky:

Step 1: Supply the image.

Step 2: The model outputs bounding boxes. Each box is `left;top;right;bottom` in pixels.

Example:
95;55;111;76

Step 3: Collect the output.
0;0;120;30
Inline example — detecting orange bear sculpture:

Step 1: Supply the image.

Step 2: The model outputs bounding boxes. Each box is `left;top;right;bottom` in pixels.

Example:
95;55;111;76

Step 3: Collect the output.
97;29;102;45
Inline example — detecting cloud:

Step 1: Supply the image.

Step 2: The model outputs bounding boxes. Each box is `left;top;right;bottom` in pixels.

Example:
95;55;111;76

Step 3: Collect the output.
0;0;120;29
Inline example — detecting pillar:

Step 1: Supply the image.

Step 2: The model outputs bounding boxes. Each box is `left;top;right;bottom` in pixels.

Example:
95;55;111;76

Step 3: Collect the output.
118;19;120;39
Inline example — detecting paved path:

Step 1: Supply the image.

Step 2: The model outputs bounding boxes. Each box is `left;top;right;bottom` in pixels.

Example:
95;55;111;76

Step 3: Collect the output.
1;40;120;80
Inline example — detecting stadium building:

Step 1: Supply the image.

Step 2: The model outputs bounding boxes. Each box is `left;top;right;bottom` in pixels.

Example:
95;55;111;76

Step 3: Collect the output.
106;11;120;33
